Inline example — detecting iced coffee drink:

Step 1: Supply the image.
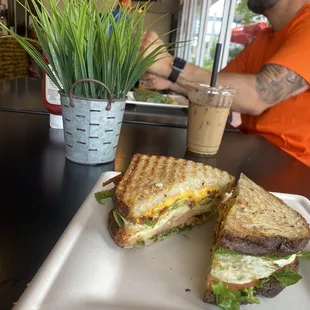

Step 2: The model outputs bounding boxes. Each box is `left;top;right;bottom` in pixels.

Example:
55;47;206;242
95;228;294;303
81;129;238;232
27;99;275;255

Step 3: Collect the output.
187;84;236;156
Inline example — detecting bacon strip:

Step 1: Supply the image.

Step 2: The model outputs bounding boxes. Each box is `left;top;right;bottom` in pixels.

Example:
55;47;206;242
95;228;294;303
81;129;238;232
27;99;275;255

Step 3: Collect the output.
102;174;123;187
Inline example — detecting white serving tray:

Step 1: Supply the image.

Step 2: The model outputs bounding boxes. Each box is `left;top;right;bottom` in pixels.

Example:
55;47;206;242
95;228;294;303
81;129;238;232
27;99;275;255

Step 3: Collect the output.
126;91;189;109
14;172;310;310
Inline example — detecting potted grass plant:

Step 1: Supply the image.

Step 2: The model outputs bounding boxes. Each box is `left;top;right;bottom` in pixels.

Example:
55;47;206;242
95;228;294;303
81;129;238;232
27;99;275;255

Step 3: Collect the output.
0;0;171;165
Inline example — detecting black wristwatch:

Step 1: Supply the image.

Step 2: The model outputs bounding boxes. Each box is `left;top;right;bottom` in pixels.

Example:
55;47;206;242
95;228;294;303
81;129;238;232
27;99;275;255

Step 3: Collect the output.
168;57;187;83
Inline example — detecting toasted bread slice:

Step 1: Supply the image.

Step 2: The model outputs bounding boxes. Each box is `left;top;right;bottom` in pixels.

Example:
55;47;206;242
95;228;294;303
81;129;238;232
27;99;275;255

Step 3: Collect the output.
217;174;310;256
203;174;309;308
115;154;235;223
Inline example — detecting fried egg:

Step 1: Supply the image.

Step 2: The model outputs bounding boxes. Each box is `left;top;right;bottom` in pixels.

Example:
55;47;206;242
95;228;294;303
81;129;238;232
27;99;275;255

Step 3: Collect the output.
211;251;296;284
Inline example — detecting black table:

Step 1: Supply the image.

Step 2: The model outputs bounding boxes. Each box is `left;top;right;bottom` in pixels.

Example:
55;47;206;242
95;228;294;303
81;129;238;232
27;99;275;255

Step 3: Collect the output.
0;77;191;128
0;77;239;131
0;111;310;310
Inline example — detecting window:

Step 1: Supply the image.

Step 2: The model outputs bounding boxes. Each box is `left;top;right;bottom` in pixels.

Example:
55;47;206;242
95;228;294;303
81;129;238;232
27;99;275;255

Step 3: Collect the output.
228;0;268;63
176;0;268;70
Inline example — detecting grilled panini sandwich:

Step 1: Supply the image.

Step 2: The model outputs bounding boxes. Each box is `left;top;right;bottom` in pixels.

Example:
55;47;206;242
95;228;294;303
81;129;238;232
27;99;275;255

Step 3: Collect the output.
106;154;235;248
204;174;310;310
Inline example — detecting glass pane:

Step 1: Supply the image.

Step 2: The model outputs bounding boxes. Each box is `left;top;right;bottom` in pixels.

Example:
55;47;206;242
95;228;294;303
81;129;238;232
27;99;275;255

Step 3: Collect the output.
203;0;225;70
228;0;268;63
188;0;202;64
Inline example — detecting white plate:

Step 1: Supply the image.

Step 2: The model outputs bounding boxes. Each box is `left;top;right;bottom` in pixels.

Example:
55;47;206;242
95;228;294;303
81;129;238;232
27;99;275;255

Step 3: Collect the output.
14;172;310;310
126;91;189;109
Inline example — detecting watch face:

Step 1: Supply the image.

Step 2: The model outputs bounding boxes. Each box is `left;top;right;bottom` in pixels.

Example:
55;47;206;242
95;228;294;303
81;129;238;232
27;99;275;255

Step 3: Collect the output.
174;57;186;70
169;58;186;83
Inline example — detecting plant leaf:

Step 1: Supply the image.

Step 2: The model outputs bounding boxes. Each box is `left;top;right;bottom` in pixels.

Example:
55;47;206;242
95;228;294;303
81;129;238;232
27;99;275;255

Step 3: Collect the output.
0;0;172;99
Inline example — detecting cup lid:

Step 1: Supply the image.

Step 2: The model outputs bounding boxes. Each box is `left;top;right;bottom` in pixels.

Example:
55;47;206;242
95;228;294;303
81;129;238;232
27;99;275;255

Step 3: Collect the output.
187;83;237;97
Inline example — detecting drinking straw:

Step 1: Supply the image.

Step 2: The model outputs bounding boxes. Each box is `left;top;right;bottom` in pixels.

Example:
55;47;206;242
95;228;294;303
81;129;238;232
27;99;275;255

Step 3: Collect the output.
210;43;222;87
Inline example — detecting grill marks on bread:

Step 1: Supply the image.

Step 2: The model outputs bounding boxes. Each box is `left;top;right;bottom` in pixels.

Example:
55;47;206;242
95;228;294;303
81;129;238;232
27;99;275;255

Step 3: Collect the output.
204;174;310;308
217;174;310;255
114;154;235;223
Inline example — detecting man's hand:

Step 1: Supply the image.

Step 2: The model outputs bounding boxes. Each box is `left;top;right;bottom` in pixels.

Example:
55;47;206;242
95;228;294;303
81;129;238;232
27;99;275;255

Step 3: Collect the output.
140;73;172;90
139;31;173;77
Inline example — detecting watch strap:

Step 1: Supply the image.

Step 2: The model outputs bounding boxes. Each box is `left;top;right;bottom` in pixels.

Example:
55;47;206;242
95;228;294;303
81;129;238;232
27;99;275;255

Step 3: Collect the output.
168;57;186;83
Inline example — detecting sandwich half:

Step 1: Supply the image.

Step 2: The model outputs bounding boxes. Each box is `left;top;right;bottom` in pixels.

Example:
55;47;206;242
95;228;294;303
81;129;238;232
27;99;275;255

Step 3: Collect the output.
204;173;310;310
99;154;235;248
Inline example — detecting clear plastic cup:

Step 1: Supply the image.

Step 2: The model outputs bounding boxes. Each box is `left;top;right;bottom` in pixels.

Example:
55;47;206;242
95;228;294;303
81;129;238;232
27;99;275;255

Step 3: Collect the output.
187;84;237;156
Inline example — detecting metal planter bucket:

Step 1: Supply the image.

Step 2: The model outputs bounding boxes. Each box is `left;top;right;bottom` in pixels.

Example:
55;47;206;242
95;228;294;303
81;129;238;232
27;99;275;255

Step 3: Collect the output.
60;79;126;165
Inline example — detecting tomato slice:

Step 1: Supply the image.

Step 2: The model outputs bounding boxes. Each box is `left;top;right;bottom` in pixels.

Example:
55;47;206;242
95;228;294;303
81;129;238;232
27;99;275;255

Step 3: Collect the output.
207;275;258;291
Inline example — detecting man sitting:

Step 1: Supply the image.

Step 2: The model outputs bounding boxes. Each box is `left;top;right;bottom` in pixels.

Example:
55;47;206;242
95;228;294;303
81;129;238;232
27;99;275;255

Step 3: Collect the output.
139;0;310;167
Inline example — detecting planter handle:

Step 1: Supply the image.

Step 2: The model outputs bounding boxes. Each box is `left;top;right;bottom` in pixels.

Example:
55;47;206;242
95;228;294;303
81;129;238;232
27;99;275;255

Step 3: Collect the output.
69;78;114;111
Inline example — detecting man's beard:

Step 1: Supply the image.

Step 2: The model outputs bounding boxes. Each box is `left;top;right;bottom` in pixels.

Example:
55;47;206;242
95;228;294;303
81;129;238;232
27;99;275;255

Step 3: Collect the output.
247;0;279;14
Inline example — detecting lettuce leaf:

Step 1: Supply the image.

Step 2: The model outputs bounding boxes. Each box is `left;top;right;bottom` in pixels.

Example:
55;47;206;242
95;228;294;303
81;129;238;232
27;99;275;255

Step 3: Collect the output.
144;220;155;227
266;251;310;261
95;190;112;204
160;225;192;237
297;252;310;259
211;282;260;310
198;197;212;205
170;199;185;210
134;240;145;247
150;225;193;242
255;278;269;289
113;210;124;227
241;288;260;305
134;88;167;104
211;282;241;310
274;268;302;287
216;248;310;262
210;250;306;309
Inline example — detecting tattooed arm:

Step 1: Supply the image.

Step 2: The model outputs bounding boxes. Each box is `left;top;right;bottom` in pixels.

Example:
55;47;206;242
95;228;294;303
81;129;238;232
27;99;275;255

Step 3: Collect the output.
171;63;309;115
139;32;309;115
231;64;309;114
147;56;309;115
255;64;308;105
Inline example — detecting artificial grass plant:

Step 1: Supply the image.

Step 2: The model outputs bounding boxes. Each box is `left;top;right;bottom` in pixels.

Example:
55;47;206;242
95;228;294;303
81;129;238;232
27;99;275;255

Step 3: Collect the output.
0;0;171;99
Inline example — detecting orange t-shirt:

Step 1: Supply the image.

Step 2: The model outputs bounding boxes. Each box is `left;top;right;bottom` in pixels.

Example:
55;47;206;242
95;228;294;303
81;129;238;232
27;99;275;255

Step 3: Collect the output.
223;4;310;167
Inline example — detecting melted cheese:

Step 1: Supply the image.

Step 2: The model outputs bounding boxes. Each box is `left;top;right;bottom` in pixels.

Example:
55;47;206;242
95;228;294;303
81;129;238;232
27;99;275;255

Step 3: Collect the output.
145;186;221;219
126;203;190;240
211;252;296;285
124;197;218;244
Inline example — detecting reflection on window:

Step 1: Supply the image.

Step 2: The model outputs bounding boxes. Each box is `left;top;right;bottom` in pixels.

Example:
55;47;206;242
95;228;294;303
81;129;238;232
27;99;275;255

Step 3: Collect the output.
188;0;225;70
203;0;224;70
188;1;201;64
229;0;268;62
176;0;268;70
